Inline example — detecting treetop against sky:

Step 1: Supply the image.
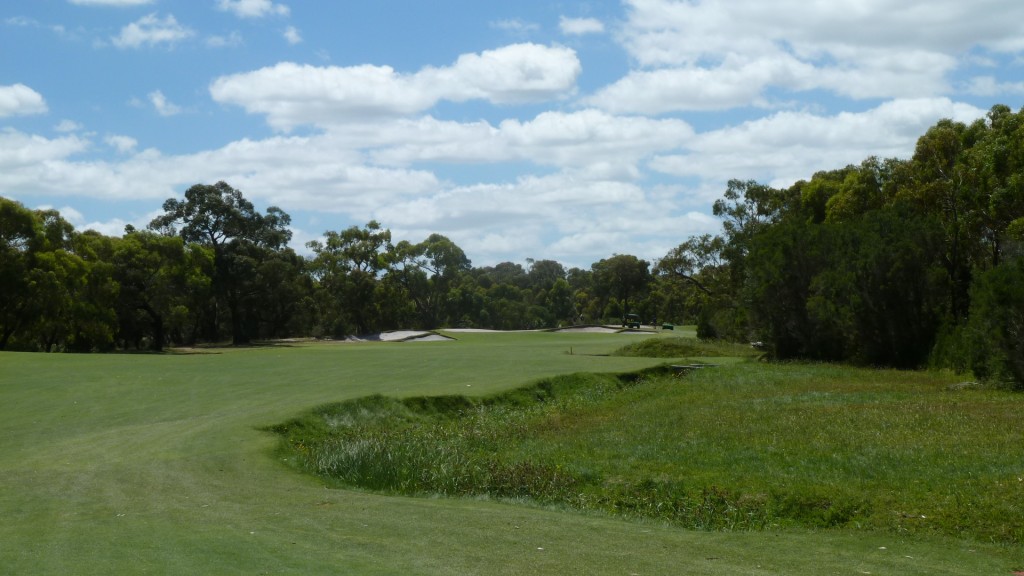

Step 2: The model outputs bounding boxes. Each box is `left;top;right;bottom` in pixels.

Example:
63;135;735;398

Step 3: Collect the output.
2;0;1023;267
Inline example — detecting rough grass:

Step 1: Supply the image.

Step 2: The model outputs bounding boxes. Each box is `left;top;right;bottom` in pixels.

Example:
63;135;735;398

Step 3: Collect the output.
3;331;1023;574
611;335;761;359
272;362;1024;545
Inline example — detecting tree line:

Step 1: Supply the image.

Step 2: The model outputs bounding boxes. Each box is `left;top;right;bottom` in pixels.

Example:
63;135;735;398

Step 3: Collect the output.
0;180;662;352
667;104;1024;387
2;105;1022;386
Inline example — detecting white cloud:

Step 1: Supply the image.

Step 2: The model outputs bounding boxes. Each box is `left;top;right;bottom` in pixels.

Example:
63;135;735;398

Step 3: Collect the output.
439;43;581;104
283;26;301;45
0;129;89;168
587;49;958;114
592;50;962;115
620;0;1024;67
148;91;182;116
0;113;699;266
210;43;581;129
650;98;988;193
587;59;792;114
57;205;85;223
79;217;136;236
371;169;721;266
105;135;138;153
587;0;1024;114
112;13;194;49
5;16;72;39
559;16;605;36
365;110;691;171
0;84;48;117
32;204;163;238
207;31;243;48
69;0;154;5
0;128;438;208
216;0;289;19
0;94;996;267
490;19;540;35
55;120;83;132
966;75;1024;96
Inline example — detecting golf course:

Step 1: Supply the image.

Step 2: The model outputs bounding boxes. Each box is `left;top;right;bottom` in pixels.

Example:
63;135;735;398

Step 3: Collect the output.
2;330;1022;575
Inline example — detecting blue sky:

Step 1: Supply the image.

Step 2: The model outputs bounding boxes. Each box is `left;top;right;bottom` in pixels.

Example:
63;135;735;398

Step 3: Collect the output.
2;0;1023;268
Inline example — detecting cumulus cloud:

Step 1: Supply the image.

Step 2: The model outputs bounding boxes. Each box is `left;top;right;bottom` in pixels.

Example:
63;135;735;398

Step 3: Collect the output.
0;127;437;208
0;84;48;117
105;135;138;153
283;25;301;45
559;16;605;36
966;75;1024;96
586;0;1024;114
620;0;1024;67
112;13;194;48
489;19;540;36
650;98;987;193
0;94;994;266
207;31;243;48
365;110;691;171
0;107;699;265
55;120;83;132
437;43;581;104
210;43;581;129
148;90;182;116
69;0;154;5
587;59;793;114
587;49;958;114
372;169;721;265
10;0;1022;268
216;0;289;18
0;129;89;169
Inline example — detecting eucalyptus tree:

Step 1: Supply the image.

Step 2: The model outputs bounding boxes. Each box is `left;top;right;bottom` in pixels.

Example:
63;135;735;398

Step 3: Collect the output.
112;229;212;350
0;197;40;349
149;182;294;344
590;254;651;321
388;233;471;329
306;221;394;336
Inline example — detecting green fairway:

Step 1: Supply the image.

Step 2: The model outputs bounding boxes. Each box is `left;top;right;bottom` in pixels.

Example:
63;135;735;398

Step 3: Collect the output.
1;331;1021;575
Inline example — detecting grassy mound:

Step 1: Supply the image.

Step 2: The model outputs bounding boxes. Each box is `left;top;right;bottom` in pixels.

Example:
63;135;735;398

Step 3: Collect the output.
611;336;759;358
271;363;1024;543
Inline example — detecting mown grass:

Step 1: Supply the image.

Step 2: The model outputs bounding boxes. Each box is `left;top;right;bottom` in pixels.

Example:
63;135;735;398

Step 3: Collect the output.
272;358;1024;546
3;331;1023;574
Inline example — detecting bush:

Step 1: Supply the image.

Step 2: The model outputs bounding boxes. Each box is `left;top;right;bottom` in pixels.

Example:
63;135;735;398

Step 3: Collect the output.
963;259;1024;389
611;337;757;358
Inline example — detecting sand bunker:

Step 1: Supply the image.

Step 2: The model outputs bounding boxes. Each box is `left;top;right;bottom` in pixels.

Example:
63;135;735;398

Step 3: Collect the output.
344;326;649;342
552;325;651;334
346;330;454;343
554;326;619;333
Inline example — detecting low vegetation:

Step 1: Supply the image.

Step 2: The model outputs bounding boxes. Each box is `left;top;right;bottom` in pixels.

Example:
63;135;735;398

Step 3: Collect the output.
271;346;1024;545
4;331;1023;574
610;336;759;359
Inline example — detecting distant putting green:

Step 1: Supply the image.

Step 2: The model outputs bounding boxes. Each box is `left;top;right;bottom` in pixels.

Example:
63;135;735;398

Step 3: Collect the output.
1;331;1020;575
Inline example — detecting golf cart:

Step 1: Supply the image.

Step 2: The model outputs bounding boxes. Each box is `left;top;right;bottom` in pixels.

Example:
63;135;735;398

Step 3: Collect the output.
622;313;641;329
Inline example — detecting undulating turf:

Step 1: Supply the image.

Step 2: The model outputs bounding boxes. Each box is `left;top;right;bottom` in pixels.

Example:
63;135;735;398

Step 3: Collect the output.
272;362;1024;543
1;331;1022;574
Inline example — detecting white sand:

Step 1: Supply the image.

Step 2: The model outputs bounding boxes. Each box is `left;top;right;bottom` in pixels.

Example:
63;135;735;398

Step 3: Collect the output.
378;330;433;341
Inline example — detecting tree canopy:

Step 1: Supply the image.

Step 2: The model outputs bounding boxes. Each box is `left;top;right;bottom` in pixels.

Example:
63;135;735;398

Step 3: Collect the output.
4;105;1024;388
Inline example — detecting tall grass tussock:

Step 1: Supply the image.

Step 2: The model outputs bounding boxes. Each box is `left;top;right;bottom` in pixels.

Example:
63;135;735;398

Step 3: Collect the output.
271;351;1024;545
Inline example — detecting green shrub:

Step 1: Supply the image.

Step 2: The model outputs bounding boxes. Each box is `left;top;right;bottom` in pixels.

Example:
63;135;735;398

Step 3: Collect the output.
611;336;756;358
271;363;1024;544
962;259;1024;389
